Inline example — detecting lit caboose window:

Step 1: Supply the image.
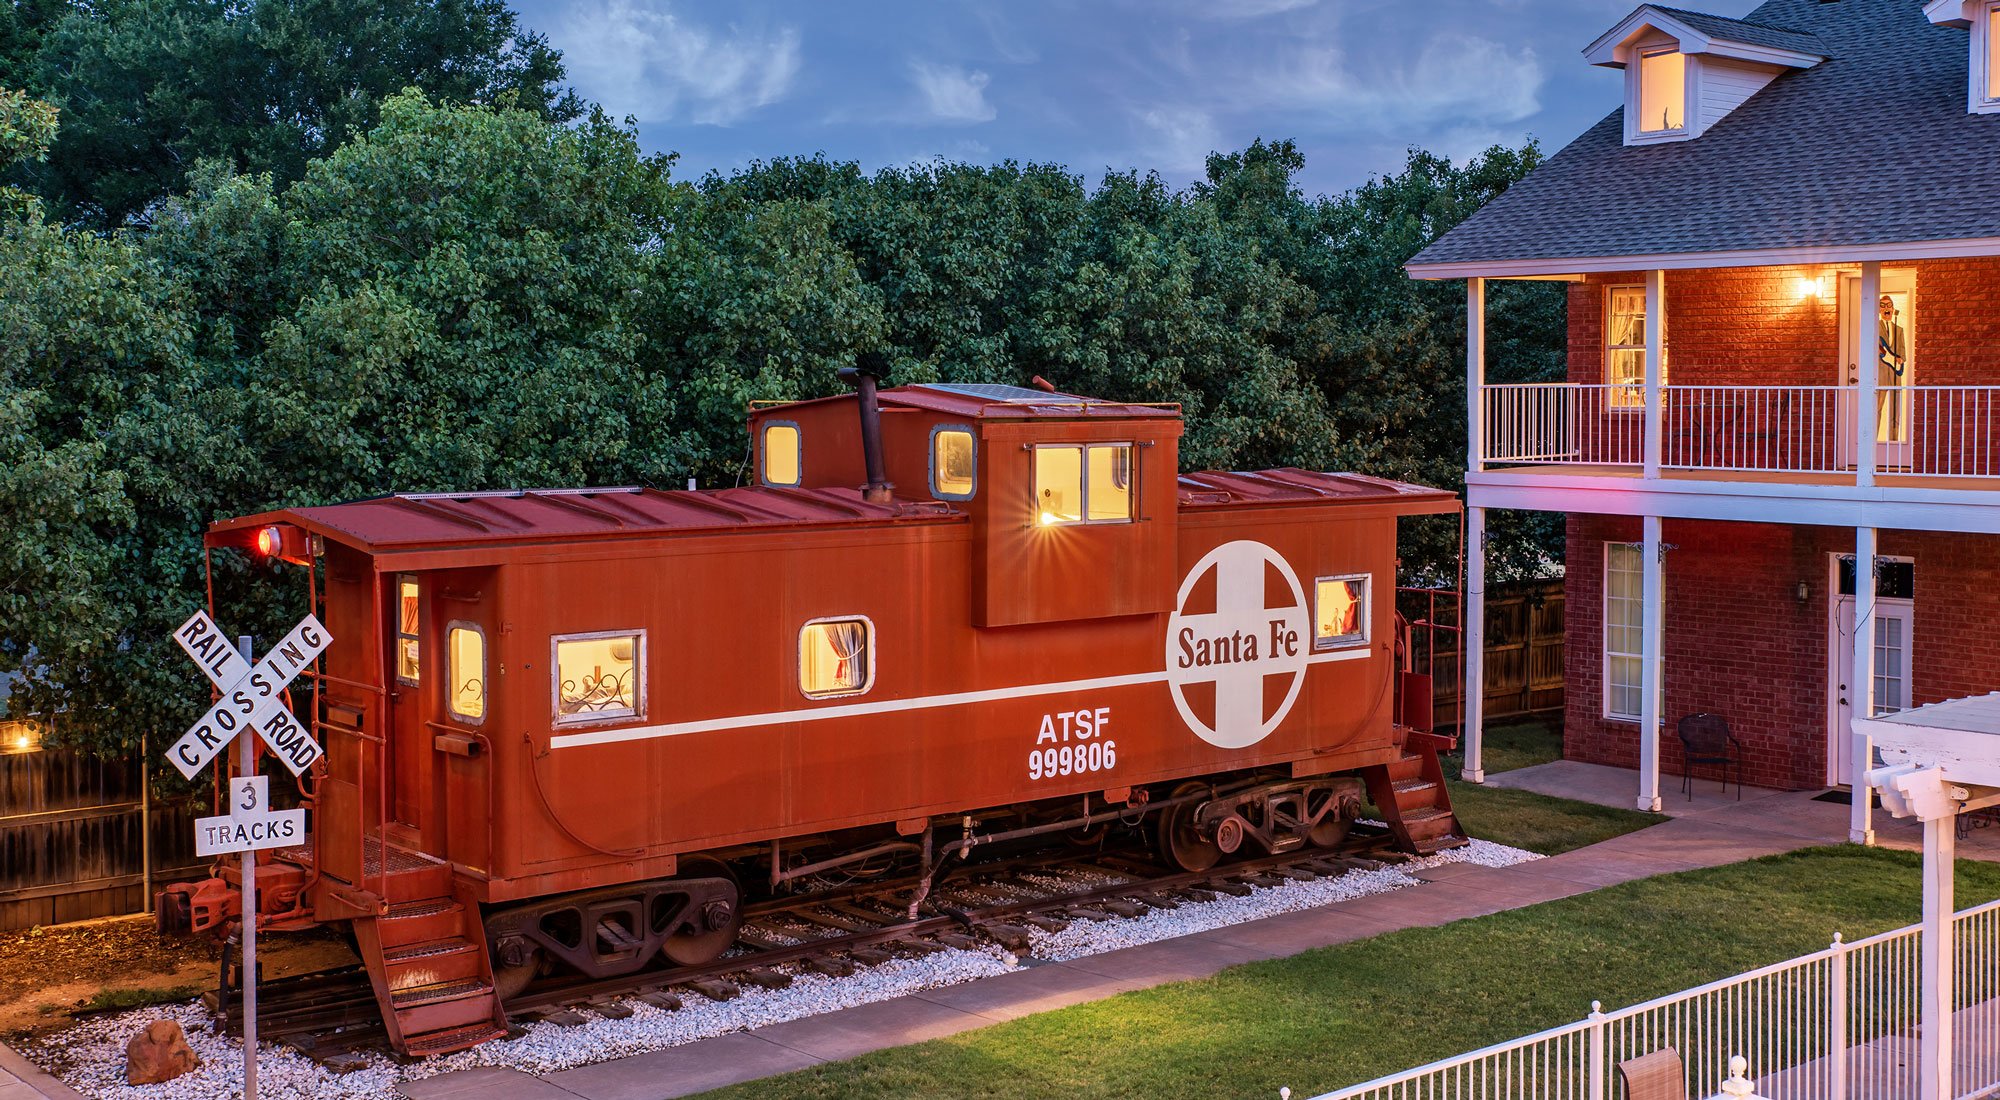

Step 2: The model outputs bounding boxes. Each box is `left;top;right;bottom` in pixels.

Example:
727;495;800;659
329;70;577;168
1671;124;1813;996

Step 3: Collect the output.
395;577;420;684
1033;443;1133;526
1313;575;1369;650
800;617;872;698
761;422;802;487
447;623;485;723
555;631;644;723
931;426;976;499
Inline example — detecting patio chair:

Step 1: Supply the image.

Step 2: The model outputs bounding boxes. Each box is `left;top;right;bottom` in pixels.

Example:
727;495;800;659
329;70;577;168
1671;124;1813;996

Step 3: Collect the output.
1676;712;1744;802
1617;1048;1688;1100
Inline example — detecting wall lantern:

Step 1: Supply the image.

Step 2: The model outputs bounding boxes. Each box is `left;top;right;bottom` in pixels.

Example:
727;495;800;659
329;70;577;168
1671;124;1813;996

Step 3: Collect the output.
1795;580;1811;605
1796;273;1829;301
1;719;43;754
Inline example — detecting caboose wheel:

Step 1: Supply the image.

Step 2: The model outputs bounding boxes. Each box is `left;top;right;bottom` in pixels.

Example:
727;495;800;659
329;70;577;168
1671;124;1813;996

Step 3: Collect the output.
660;857;742;967
1156;783;1222;872
492;954;542;1001
1306;787;1354;849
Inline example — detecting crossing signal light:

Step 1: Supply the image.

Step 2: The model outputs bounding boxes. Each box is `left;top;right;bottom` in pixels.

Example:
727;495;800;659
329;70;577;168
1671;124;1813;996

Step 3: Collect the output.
254;525;283;559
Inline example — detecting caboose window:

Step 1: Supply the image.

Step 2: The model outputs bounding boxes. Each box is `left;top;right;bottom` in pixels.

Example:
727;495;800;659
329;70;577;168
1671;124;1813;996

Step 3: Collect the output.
554;631;644;724
799;617;872;698
931;426;976;499
761;422;802;487
1033;443;1133;526
395;576;420;685
1313;575;1369;650
446;623;485;723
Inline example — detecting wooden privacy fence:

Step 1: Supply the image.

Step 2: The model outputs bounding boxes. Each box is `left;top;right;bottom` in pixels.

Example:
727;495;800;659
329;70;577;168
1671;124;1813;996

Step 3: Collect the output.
1402;579;1565;733
0;740;207;931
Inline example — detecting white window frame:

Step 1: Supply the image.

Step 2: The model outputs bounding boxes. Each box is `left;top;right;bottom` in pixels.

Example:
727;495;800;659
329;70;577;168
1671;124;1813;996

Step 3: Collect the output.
551;629;647;727
445;620;486;727
798;615;875;700
1602;542;1656;723
1312;574;1370;651
1977;0;2000;113
760;420;803;488
1031;442;1136;527
1625;45;1694;144
394;575;421;686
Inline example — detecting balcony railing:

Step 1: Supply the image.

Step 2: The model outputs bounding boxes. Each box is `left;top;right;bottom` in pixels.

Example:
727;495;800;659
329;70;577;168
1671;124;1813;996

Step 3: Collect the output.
1480;383;2000;480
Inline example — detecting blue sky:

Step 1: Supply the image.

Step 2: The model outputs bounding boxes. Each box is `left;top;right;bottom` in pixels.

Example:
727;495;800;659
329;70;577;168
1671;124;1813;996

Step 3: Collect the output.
510;0;1759;199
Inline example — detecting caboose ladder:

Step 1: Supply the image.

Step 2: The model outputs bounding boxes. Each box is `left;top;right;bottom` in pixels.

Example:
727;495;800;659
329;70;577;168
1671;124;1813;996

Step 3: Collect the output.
350;843;508;1057
1360;728;1469;856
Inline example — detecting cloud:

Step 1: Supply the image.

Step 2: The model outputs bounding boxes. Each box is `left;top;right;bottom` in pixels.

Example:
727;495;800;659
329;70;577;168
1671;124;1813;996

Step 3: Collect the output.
549;1;802;126
909;62;997;123
1243;29;1544;129
1135;106;1222;174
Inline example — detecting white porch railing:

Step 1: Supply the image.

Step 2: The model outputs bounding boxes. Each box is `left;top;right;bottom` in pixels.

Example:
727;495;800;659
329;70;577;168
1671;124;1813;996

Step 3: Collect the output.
1479;383;2000;481
1307;897;2000;1100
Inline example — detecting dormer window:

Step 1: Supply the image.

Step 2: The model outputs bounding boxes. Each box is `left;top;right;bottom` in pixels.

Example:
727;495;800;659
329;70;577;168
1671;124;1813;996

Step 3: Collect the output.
1925;0;2000;113
1637;49;1687;133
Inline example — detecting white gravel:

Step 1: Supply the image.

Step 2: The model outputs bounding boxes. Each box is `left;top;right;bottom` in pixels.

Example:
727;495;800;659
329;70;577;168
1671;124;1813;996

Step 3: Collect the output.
25;839;1539;1099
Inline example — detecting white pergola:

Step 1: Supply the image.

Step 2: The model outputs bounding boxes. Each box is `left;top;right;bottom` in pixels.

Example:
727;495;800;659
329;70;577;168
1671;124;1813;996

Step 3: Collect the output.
1860;692;2000;1100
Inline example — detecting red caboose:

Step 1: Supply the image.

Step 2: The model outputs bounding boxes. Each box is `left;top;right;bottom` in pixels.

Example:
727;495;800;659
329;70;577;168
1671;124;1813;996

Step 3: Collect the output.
172;377;1460;1056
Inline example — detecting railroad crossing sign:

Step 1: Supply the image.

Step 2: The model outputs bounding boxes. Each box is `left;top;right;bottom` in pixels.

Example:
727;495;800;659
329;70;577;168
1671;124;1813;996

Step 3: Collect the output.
193;776;307;857
167;611;330;780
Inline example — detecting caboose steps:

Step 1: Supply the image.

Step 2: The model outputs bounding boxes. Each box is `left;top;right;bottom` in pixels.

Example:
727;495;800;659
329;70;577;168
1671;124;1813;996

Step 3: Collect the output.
353;875;507;1056
1360;729;1468;856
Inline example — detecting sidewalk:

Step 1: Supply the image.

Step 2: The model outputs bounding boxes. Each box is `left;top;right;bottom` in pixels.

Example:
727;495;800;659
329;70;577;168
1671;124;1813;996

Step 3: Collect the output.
400;787;1854;1100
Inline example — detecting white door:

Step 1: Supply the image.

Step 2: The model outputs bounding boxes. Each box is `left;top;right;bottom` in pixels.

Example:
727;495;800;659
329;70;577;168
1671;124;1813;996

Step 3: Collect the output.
1830;597;1915;785
1836;272;1915;469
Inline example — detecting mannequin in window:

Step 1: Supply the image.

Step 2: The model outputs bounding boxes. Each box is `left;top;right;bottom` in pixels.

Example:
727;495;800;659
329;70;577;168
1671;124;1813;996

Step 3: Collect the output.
1877;294;1907;441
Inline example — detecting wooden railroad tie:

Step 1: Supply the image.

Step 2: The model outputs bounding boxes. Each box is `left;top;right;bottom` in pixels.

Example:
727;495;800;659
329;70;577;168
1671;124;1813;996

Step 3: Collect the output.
848;946;895;965
686;978;740;1002
1099;899;1147;918
980;922;1034;951
540;1009;590;1027
587;999;633;1020
741;967;793;990
1021;913;1068;932
635;991;683;1011
934;932;980;950
803;956;857;977
1206;880;1254;897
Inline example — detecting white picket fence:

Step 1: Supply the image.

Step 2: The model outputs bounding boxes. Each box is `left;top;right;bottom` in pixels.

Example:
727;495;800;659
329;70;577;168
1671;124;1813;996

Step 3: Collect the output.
1308;897;2000;1100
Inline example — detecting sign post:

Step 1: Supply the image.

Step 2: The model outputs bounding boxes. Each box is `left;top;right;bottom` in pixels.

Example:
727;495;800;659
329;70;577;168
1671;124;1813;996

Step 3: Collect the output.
170;611;333;1100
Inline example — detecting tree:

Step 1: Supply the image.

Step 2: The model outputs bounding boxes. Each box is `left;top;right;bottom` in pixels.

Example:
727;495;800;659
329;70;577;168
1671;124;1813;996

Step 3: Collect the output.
16;0;579;226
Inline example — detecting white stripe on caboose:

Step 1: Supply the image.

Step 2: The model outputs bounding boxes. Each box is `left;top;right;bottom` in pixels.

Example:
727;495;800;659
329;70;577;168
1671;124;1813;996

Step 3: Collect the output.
548;647;1369;750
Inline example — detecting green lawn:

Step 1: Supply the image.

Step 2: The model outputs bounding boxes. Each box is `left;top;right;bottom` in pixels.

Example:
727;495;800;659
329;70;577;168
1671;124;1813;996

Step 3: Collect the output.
699;847;2000;1100
1450;717;1566;777
1446;779;1660;855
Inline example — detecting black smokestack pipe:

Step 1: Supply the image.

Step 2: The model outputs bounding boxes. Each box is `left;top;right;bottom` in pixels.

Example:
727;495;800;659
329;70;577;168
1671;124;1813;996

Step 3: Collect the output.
838;352;895;504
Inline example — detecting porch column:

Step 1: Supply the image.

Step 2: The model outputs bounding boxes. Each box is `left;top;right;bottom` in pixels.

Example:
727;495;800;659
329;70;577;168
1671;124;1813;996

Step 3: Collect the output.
1856;261;1881;488
1852;528;1878;845
1919;806;1956;1100
1463;278;1487;784
1465;507;1487;783
1638;513;1664;812
1643;269;1665;478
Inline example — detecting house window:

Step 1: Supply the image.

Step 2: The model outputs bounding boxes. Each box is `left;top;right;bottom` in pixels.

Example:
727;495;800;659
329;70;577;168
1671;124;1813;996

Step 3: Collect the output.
395;577;420;685
1313;575;1369;650
1034;443;1134;525
1605;286;1662;408
447;623;485;723
1638;49;1686;133
1987;5;2000;102
555;631;643;723
931;426;976;499
761;422;801;487
1603;543;1652;721
800;617;872;698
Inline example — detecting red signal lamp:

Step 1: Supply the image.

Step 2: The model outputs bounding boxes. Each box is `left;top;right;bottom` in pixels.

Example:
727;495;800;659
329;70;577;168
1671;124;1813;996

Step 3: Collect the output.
254;525;283;558
247;524;310;566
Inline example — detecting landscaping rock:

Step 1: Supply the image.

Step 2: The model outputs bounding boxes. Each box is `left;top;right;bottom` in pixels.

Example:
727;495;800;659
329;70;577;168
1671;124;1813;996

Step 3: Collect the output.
125;1018;199;1085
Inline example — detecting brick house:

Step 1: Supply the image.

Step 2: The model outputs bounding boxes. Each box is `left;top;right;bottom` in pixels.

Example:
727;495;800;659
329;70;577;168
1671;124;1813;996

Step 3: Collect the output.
1407;0;2000;841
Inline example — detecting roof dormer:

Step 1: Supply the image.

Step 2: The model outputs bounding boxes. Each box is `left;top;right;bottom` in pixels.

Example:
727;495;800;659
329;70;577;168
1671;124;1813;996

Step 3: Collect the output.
1585;5;1826;146
1926;0;2000;114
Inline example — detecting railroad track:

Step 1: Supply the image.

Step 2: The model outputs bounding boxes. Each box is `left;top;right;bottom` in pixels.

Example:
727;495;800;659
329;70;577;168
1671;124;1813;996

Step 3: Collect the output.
216;827;1406;1067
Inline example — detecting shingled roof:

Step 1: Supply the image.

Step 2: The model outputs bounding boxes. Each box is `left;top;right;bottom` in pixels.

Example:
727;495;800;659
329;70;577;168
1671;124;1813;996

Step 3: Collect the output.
1407;0;2000;276
1643;5;1829;56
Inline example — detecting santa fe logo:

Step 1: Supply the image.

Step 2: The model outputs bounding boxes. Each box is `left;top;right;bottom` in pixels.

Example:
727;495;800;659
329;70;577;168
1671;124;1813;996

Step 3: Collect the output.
1165;540;1310;750
168;610;330;780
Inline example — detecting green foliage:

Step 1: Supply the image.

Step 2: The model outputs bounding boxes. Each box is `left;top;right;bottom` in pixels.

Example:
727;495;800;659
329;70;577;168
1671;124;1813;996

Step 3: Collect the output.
11;0;578;226
0;85;1563;758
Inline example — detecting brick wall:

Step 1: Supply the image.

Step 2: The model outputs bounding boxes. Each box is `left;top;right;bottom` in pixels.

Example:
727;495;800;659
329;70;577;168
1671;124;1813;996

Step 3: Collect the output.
1563;520;2000;791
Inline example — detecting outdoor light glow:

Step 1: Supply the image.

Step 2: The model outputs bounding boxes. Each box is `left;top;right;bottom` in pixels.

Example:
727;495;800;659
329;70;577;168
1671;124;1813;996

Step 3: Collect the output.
1040;511;1060;526
2;722;40;753
1796;275;1828;300
255;525;282;557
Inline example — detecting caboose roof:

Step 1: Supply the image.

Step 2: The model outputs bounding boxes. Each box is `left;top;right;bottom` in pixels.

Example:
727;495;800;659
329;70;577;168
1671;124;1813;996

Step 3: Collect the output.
756;383;1183;421
1177;469;1459;514
207;485;962;555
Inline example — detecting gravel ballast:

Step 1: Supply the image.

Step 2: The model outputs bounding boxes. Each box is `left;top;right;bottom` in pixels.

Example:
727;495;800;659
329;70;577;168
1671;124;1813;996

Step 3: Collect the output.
24;840;1539;1099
